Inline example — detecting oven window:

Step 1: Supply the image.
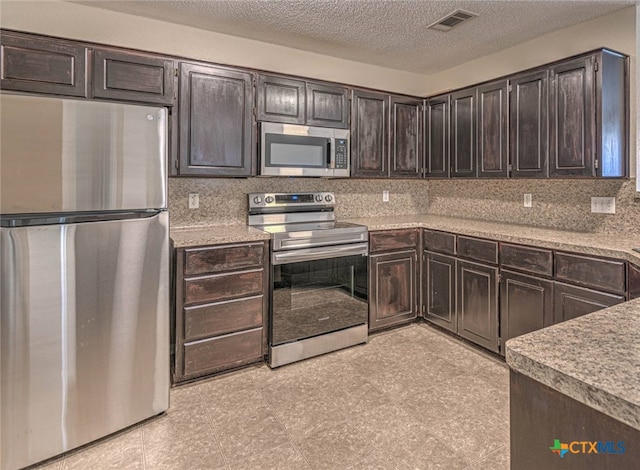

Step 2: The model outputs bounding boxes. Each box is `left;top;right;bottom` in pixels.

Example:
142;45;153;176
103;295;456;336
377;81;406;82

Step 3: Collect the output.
271;254;368;346
265;133;329;168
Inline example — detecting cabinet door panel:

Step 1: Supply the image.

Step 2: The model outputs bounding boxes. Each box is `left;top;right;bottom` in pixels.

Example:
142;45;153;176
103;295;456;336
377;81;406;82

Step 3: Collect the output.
549;56;595;177
510;70;548;178
306;82;349;128
1;32;87;97
351;90;388;177
450;88;476;177
457;260;498;352
477;80;508;178
500;270;553;348
257;75;305;124
178;63;254;176
390;96;422;178
553;282;624;323
424;252;456;332
629;263;640;300
425;95;450;178
369;250;417;331
92;48;174;105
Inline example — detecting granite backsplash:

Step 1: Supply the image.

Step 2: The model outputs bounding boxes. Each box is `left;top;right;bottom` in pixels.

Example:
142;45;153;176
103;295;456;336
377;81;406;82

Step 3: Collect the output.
169;177;639;235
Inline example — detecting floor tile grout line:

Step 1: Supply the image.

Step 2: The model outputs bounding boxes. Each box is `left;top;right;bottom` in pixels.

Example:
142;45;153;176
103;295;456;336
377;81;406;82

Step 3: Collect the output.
196;385;232;470
462;444;507;469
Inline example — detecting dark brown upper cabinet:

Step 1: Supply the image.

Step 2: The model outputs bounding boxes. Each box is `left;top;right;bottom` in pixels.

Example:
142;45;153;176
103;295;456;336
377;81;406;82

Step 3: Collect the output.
389;96;422;178
424;95;450;178
306;82;349;128
92;48;175;105
477;80;508;178
450;87;477;178
177;62;254;177
256;74;348;128
351;90;388;177
549;50;627;178
509;69;549;178
256;75;305;124
0;31;87;97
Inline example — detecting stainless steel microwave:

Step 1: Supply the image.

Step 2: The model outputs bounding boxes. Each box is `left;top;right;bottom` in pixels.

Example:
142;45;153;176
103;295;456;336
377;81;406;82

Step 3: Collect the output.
260;122;350;177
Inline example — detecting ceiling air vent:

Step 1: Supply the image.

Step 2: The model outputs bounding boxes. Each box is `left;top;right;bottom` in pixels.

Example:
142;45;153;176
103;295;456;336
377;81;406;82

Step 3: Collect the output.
428;10;478;32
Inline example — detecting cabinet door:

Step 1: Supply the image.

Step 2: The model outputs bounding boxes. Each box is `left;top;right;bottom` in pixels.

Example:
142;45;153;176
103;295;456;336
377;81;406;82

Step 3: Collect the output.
549;56;595;177
178;62;254;176
306;82;349;128
477;80;508;178
510;70;548;178
351;90;388;177
424;95;450;178
0;32;87;97
389;96;422;178
457;259;499;352
92;48;175;105
450;88;476;177
553;282;624;324
500;270;553;348
369;250;417;331
423;251;456;333
256;74;305;124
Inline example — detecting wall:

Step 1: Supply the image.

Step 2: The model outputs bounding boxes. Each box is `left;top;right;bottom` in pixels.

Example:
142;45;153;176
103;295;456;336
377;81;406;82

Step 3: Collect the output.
0;0;425;95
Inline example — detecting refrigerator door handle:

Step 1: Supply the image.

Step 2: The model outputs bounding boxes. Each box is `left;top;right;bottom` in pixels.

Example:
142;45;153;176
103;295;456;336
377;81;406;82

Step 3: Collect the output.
0;210;164;228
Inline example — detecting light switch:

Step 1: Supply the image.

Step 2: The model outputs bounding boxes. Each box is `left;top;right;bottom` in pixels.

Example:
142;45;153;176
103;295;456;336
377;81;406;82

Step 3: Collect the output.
524;194;532;208
383;190;389;202
189;193;199;209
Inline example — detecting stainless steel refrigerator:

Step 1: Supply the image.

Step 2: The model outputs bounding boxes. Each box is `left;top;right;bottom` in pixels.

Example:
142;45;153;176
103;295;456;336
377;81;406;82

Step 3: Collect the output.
0;94;170;470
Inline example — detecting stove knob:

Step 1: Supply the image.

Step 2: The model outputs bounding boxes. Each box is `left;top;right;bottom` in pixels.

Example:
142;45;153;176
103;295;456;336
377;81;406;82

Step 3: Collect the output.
325;194;333;203
252;196;263;205
315;194;323;202
265;196;275;204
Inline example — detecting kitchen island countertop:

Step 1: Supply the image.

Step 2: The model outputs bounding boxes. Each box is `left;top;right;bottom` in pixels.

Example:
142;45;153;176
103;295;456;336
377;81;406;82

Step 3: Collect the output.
506;298;640;431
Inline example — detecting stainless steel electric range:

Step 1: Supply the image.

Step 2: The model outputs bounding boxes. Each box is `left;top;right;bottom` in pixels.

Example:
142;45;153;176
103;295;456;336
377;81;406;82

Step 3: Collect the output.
248;192;369;368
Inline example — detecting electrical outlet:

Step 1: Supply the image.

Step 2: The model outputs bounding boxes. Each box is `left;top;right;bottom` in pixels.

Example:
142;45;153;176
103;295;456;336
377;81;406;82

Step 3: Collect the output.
382;190;389;202
524;193;532;208
591;197;615;214
188;193;199;209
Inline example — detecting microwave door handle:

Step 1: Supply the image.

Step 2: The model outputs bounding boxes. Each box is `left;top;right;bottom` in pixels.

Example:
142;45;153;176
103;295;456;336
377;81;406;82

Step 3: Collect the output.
327;141;333;169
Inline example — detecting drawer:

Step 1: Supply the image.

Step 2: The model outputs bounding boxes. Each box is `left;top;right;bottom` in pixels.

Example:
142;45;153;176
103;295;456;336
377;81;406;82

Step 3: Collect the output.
423;229;456;255
184;243;265;275
369;229;417;253
555;252;625;295
457;236;498;265
500;243;553;277
184;269;264;306
184;296;264;342
183;328;263;376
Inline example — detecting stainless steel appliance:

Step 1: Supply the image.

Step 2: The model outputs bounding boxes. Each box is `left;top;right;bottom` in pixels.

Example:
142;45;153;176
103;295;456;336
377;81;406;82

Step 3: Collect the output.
260;122;350;177
248;192;368;367
0;94;170;470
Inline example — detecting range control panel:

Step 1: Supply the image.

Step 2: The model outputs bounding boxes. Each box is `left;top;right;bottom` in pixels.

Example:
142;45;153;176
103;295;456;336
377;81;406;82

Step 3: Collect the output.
249;192;335;210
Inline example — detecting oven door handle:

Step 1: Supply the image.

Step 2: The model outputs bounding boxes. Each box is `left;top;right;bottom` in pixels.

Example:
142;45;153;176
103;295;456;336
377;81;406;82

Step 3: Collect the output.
272;242;368;265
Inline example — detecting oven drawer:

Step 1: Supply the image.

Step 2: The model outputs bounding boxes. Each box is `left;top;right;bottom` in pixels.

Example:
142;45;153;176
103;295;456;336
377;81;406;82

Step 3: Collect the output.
184;296;264;342
184;269;264;305
184;243;265;275
369;229;417;253
183;328;263;376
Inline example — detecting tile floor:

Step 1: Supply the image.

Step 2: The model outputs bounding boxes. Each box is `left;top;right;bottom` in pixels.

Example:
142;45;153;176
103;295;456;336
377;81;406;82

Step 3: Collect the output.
33;323;510;470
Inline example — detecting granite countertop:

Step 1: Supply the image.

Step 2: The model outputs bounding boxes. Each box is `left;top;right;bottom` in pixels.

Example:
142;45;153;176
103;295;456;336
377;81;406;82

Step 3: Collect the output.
170;224;270;247
505;298;640;431
343;215;640;264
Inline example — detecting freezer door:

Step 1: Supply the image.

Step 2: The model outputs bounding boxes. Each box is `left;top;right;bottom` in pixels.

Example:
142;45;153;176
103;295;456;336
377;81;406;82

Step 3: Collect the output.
0;212;170;470
0;94;167;214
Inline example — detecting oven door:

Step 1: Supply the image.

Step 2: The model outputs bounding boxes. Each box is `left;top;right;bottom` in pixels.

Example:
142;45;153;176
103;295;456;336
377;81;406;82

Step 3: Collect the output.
271;243;368;347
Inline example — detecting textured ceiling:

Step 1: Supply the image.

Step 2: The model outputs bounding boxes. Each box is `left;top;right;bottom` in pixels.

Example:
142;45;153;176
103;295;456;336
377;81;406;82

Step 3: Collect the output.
76;0;635;74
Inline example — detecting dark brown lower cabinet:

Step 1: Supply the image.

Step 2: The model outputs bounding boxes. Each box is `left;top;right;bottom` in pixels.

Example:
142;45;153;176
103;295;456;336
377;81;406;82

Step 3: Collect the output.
554;282;625;323
500;270;553;346
369;249;417;332
423;251;457;333
456;259;499;353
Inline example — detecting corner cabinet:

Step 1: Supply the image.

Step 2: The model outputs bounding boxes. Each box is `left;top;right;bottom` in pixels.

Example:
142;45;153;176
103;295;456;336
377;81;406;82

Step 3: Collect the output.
177;62;255;176
173;242;268;383
368;229;418;332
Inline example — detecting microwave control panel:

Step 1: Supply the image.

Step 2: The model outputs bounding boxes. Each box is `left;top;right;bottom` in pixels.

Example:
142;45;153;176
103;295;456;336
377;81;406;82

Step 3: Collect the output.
334;139;349;169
